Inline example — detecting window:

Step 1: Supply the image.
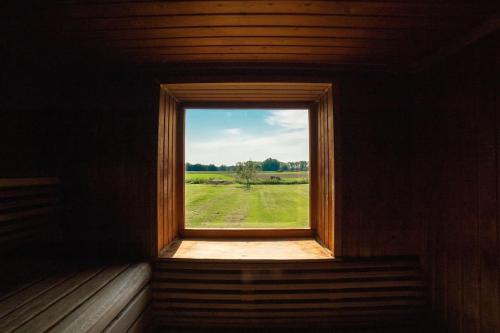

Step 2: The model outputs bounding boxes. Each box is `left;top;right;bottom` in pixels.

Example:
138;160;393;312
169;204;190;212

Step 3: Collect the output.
157;83;337;254
184;108;310;229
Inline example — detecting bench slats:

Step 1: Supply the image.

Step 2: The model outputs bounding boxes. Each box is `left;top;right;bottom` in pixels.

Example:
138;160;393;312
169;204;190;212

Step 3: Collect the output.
50;263;151;333
0;264;152;333
15;265;129;333
0;268;102;332
127;304;152;333
104;286;152;333
0;270;75;320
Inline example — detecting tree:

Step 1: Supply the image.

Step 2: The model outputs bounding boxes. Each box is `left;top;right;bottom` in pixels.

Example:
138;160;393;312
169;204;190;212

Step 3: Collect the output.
279;162;289;171
235;160;259;189
207;164;218;171
261;158;280;171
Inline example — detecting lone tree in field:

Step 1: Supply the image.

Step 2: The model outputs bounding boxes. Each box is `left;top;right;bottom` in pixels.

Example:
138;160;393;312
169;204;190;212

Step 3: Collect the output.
235;160;259;189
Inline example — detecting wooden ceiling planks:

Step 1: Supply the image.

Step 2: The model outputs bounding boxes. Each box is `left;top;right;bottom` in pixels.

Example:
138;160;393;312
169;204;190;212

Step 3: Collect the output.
164;82;331;103
3;1;499;70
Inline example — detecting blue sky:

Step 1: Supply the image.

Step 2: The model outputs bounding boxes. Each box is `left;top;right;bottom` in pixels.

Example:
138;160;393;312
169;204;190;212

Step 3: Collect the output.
186;109;309;165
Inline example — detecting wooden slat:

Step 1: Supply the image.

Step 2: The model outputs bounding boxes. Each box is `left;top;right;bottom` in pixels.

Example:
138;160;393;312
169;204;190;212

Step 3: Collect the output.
50;263;151;333
157;87;166;253
154;290;423;301
155;315;422;328
153;279;425;291
0;187;58;200
152;256;425;328
154;299;425;312
0;268;101;332
15;265;129;333
0;270;74;320
172;92;321;98
167;82;330;90
0;197;59;210
153;270;421;281
127;304;152;333
155;258;420;270
100;37;401;49
0;274;50;303
0;206;58;223
157;87;181;253
103;286;152;333
119;46;402;57
73;15;463;31
57;1;492;19
74;26;412;42
0;178;59;188
132;53;397;65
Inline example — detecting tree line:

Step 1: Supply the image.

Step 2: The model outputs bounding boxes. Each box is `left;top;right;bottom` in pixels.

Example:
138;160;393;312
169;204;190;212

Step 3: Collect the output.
186;158;309;172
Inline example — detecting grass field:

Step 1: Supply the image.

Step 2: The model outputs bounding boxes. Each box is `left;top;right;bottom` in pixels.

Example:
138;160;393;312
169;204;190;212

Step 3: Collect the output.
185;171;309;228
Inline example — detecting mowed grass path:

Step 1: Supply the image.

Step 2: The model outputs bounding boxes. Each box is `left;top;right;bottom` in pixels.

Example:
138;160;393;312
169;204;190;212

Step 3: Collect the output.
185;184;309;228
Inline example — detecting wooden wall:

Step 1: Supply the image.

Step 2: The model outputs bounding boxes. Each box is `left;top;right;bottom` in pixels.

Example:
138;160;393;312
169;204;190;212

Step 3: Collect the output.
1;52;416;259
53;68;414;259
312;88;336;253
412;31;500;332
0;49;64;258
157;87;181;253
339;74;413;257
58;72;159;259
0;50;61;178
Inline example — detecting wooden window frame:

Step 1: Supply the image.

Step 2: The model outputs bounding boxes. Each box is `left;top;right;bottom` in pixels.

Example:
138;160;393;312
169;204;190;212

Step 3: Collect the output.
157;84;339;255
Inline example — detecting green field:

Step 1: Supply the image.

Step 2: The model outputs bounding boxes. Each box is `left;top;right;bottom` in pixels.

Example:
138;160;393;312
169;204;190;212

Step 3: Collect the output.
185;171;308;184
185;171;309;228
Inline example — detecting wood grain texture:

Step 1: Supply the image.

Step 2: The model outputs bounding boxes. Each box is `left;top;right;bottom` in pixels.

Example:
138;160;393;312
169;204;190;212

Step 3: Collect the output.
157;87;181;253
0;264;152;333
67;69;414;258
50;263;152;333
0;178;61;250
412;31;500;333
3;1;498;70
153;256;426;329
15;265;129;333
59;73;159;258
312;89;336;252
159;238;332;260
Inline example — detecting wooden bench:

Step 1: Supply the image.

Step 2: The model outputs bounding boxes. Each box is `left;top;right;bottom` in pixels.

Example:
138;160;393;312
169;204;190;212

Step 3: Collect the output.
1;178;153;332
0;263;152;333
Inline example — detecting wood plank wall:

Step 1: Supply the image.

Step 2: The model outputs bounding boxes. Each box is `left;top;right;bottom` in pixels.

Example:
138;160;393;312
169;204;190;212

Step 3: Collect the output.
2;62;414;259
157;87;181;253
55;69;413;259
57;72;159;259
412;31;500;333
0;51;60;178
0;178;61;250
313;88;336;252
153;257;426;329
339;74;413;257
0;51;64;255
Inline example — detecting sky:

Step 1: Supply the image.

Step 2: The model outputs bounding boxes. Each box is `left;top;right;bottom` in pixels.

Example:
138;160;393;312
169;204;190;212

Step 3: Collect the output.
185;109;309;165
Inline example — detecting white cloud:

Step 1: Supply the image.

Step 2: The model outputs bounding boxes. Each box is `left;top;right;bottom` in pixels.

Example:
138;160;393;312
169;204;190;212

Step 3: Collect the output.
264;109;308;130
221;128;241;135
186;131;308;165
186;110;309;165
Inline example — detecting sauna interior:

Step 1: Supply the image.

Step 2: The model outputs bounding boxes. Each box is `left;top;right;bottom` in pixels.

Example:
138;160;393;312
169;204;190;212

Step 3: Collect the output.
1;2;499;332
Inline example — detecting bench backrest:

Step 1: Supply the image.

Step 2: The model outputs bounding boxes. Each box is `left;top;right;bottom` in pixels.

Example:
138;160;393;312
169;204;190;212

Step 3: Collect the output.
0;177;61;251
